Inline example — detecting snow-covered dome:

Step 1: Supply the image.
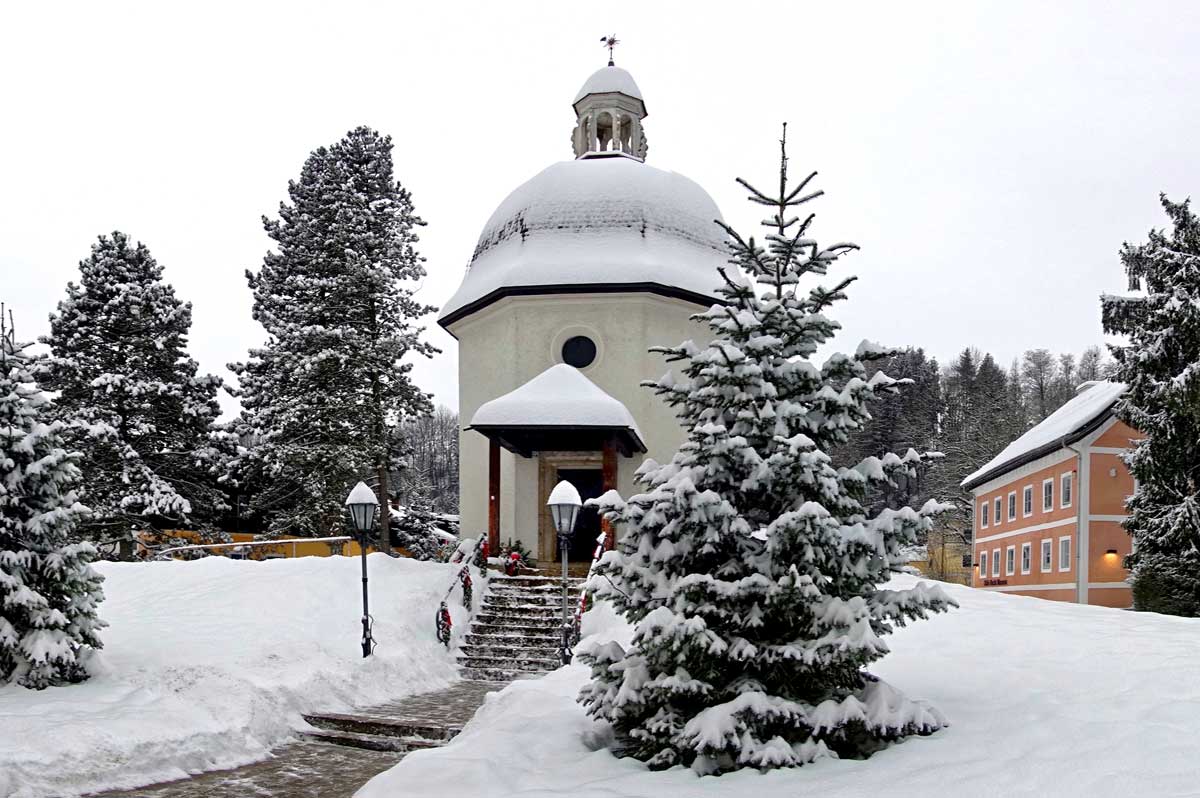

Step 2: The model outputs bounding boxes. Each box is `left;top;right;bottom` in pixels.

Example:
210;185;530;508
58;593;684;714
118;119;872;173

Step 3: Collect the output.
573;65;643;107
438;156;732;326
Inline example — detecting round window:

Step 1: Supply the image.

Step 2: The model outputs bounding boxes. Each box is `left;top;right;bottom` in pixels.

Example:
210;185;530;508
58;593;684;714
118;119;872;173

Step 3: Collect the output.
561;335;597;368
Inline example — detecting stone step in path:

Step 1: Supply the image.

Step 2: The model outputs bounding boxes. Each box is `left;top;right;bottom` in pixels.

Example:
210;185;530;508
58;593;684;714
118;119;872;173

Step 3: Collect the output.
458;574;585;681
90;680;507;798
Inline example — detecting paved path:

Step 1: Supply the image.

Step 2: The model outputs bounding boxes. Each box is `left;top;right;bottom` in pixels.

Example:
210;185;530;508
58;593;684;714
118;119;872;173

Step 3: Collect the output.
90;681;506;798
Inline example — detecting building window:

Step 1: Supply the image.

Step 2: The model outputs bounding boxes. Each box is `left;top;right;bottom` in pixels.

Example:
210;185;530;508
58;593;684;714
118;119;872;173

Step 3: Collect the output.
980;550;989;579
1006;545;1016;576
1061;472;1073;508
561;335;597;368
994;497;1002;526
1023;485;1033;517
1021;542;1032;574
981;501;990;529
1042;478;1054;512
1008;491;1017;521
1041;539;1052;572
1059;536;1072;572
992;547;1001;577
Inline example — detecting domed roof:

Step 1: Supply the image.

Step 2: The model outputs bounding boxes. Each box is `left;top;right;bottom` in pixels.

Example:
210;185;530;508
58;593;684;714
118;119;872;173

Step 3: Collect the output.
573;65;643;105
438;156;735;327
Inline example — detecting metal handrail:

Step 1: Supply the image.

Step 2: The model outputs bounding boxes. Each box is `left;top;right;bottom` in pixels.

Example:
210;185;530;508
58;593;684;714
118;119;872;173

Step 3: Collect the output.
155;536;353;559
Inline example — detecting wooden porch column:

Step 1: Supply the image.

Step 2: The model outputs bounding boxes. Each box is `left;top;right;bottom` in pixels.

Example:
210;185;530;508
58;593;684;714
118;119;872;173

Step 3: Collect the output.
488;439;500;553
602;437;618;549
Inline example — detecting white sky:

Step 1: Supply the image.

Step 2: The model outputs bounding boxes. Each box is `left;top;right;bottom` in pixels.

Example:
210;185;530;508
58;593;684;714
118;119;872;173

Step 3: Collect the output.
4;1;1198;417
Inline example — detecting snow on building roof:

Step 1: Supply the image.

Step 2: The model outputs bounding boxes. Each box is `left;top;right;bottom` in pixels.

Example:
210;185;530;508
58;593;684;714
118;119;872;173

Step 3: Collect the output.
573;65;643;105
439;157;736;327
469;364;644;445
961;380;1126;490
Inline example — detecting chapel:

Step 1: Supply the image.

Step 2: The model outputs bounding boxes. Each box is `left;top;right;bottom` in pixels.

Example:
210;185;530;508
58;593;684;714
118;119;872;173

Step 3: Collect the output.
439;58;733;564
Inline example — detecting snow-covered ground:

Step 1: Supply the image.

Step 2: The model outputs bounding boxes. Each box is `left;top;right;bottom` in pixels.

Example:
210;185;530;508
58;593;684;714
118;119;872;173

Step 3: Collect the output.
0;555;468;798
357;575;1200;798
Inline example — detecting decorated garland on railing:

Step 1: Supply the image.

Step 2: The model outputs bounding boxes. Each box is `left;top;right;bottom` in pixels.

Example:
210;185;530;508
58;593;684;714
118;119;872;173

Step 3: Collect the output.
435;536;488;648
560;530;610;663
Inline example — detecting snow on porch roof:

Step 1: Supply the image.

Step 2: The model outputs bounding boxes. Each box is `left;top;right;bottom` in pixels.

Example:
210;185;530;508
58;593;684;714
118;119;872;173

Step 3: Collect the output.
961;380;1126;491
468;364;646;455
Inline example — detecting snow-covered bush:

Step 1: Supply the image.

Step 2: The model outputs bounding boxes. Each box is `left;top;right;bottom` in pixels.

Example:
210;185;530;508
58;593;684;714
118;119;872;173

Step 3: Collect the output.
391;502;456;561
579;129;956;774
1101;195;1200;616
0;315;106;688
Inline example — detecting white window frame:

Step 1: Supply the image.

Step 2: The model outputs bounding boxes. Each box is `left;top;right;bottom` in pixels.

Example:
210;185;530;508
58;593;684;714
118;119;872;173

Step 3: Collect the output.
1058;535;1072;572
980;501;989;529
1022;485;1034;518
1040;538;1052;573
1020;542;1032;575
979;549;988;579
1042;478;1054;512
1006;545;1016;576
992;547;1001;577
994;497;1002;526
1008;491;1017;521
1061;472;1073;509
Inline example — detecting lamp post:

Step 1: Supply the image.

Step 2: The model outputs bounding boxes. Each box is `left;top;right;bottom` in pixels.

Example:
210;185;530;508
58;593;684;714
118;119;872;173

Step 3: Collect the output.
346;481;379;658
547;480;582;664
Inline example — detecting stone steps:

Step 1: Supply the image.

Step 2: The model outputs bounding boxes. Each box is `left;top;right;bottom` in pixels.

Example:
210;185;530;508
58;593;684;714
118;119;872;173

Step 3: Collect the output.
457;575;586;681
302;712;456;753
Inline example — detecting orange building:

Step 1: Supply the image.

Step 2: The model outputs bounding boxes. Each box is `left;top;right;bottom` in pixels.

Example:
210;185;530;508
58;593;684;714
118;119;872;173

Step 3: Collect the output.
961;382;1139;608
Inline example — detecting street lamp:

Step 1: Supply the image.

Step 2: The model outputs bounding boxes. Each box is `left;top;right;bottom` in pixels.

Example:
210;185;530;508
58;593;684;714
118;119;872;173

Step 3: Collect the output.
547;480;582;664
346;481;379;658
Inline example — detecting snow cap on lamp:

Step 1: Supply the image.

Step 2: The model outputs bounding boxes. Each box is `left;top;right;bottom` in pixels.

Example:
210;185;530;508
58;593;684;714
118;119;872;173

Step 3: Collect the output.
345;481;379;535
547;479;582;537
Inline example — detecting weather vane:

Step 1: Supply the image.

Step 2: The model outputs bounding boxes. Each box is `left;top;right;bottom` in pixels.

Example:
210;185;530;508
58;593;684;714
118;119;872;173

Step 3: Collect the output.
600;34;619;66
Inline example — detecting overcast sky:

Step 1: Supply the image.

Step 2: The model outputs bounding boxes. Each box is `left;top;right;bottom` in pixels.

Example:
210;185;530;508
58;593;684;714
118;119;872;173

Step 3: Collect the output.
4;1;1198;417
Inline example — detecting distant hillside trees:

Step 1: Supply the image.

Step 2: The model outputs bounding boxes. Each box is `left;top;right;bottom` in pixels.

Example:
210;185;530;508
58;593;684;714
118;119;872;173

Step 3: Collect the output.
232;126;434;545
389;406;459;515
1102;196;1200;616
40;233;230;551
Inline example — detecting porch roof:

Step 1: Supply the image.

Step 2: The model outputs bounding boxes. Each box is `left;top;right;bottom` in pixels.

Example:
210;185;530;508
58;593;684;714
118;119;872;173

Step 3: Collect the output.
467;364;647;457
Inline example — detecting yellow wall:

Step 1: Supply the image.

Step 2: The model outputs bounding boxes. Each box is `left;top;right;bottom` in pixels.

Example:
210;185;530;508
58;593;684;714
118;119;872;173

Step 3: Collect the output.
143;530;378;560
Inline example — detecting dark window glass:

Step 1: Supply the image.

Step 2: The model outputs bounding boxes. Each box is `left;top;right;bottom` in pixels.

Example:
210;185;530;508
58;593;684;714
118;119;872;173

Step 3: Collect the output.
561;335;597;368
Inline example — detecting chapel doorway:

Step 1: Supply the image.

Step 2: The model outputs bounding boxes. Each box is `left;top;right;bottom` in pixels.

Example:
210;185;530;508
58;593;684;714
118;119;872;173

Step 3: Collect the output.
557;468;604;562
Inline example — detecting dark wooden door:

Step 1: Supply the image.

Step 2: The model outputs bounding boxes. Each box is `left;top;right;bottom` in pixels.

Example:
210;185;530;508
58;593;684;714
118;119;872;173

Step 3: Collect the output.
557;468;604;562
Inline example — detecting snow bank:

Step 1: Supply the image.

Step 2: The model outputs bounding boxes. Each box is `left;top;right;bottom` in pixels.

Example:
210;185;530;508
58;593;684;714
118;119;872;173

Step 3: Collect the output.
0;555;467;798
356;575;1200;798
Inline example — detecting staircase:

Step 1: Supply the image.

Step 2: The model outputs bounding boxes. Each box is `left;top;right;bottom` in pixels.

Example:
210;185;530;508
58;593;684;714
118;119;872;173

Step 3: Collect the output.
301;714;457;752
458;574;586;681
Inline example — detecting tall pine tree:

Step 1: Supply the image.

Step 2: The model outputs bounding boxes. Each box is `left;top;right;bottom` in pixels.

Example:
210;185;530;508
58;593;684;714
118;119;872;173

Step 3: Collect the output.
41;233;228;548
580;129;954;774
1;309;105;688
1101;195;1200;616
233;126;434;541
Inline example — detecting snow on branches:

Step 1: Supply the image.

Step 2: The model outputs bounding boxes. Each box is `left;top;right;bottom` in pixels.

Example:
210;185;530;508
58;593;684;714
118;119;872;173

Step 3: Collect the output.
0;311;105;688
1101;195;1200;616
578;126;955;774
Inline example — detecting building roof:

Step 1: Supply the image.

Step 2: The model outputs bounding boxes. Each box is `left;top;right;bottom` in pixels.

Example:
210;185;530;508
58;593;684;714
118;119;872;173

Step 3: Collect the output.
467;364;646;456
961;381;1126;491
438;156;735;328
573;65;643;105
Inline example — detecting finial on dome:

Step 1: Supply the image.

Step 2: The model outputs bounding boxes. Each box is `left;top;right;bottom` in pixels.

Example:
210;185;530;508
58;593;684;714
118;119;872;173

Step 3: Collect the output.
601;34;618;66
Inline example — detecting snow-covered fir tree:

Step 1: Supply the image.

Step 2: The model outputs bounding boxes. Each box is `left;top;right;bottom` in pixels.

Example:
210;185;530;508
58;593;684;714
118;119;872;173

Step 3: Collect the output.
41;233;229;549
579;128;956;774
1101;195;1200;616
1;309;105;688
233;126;434;541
